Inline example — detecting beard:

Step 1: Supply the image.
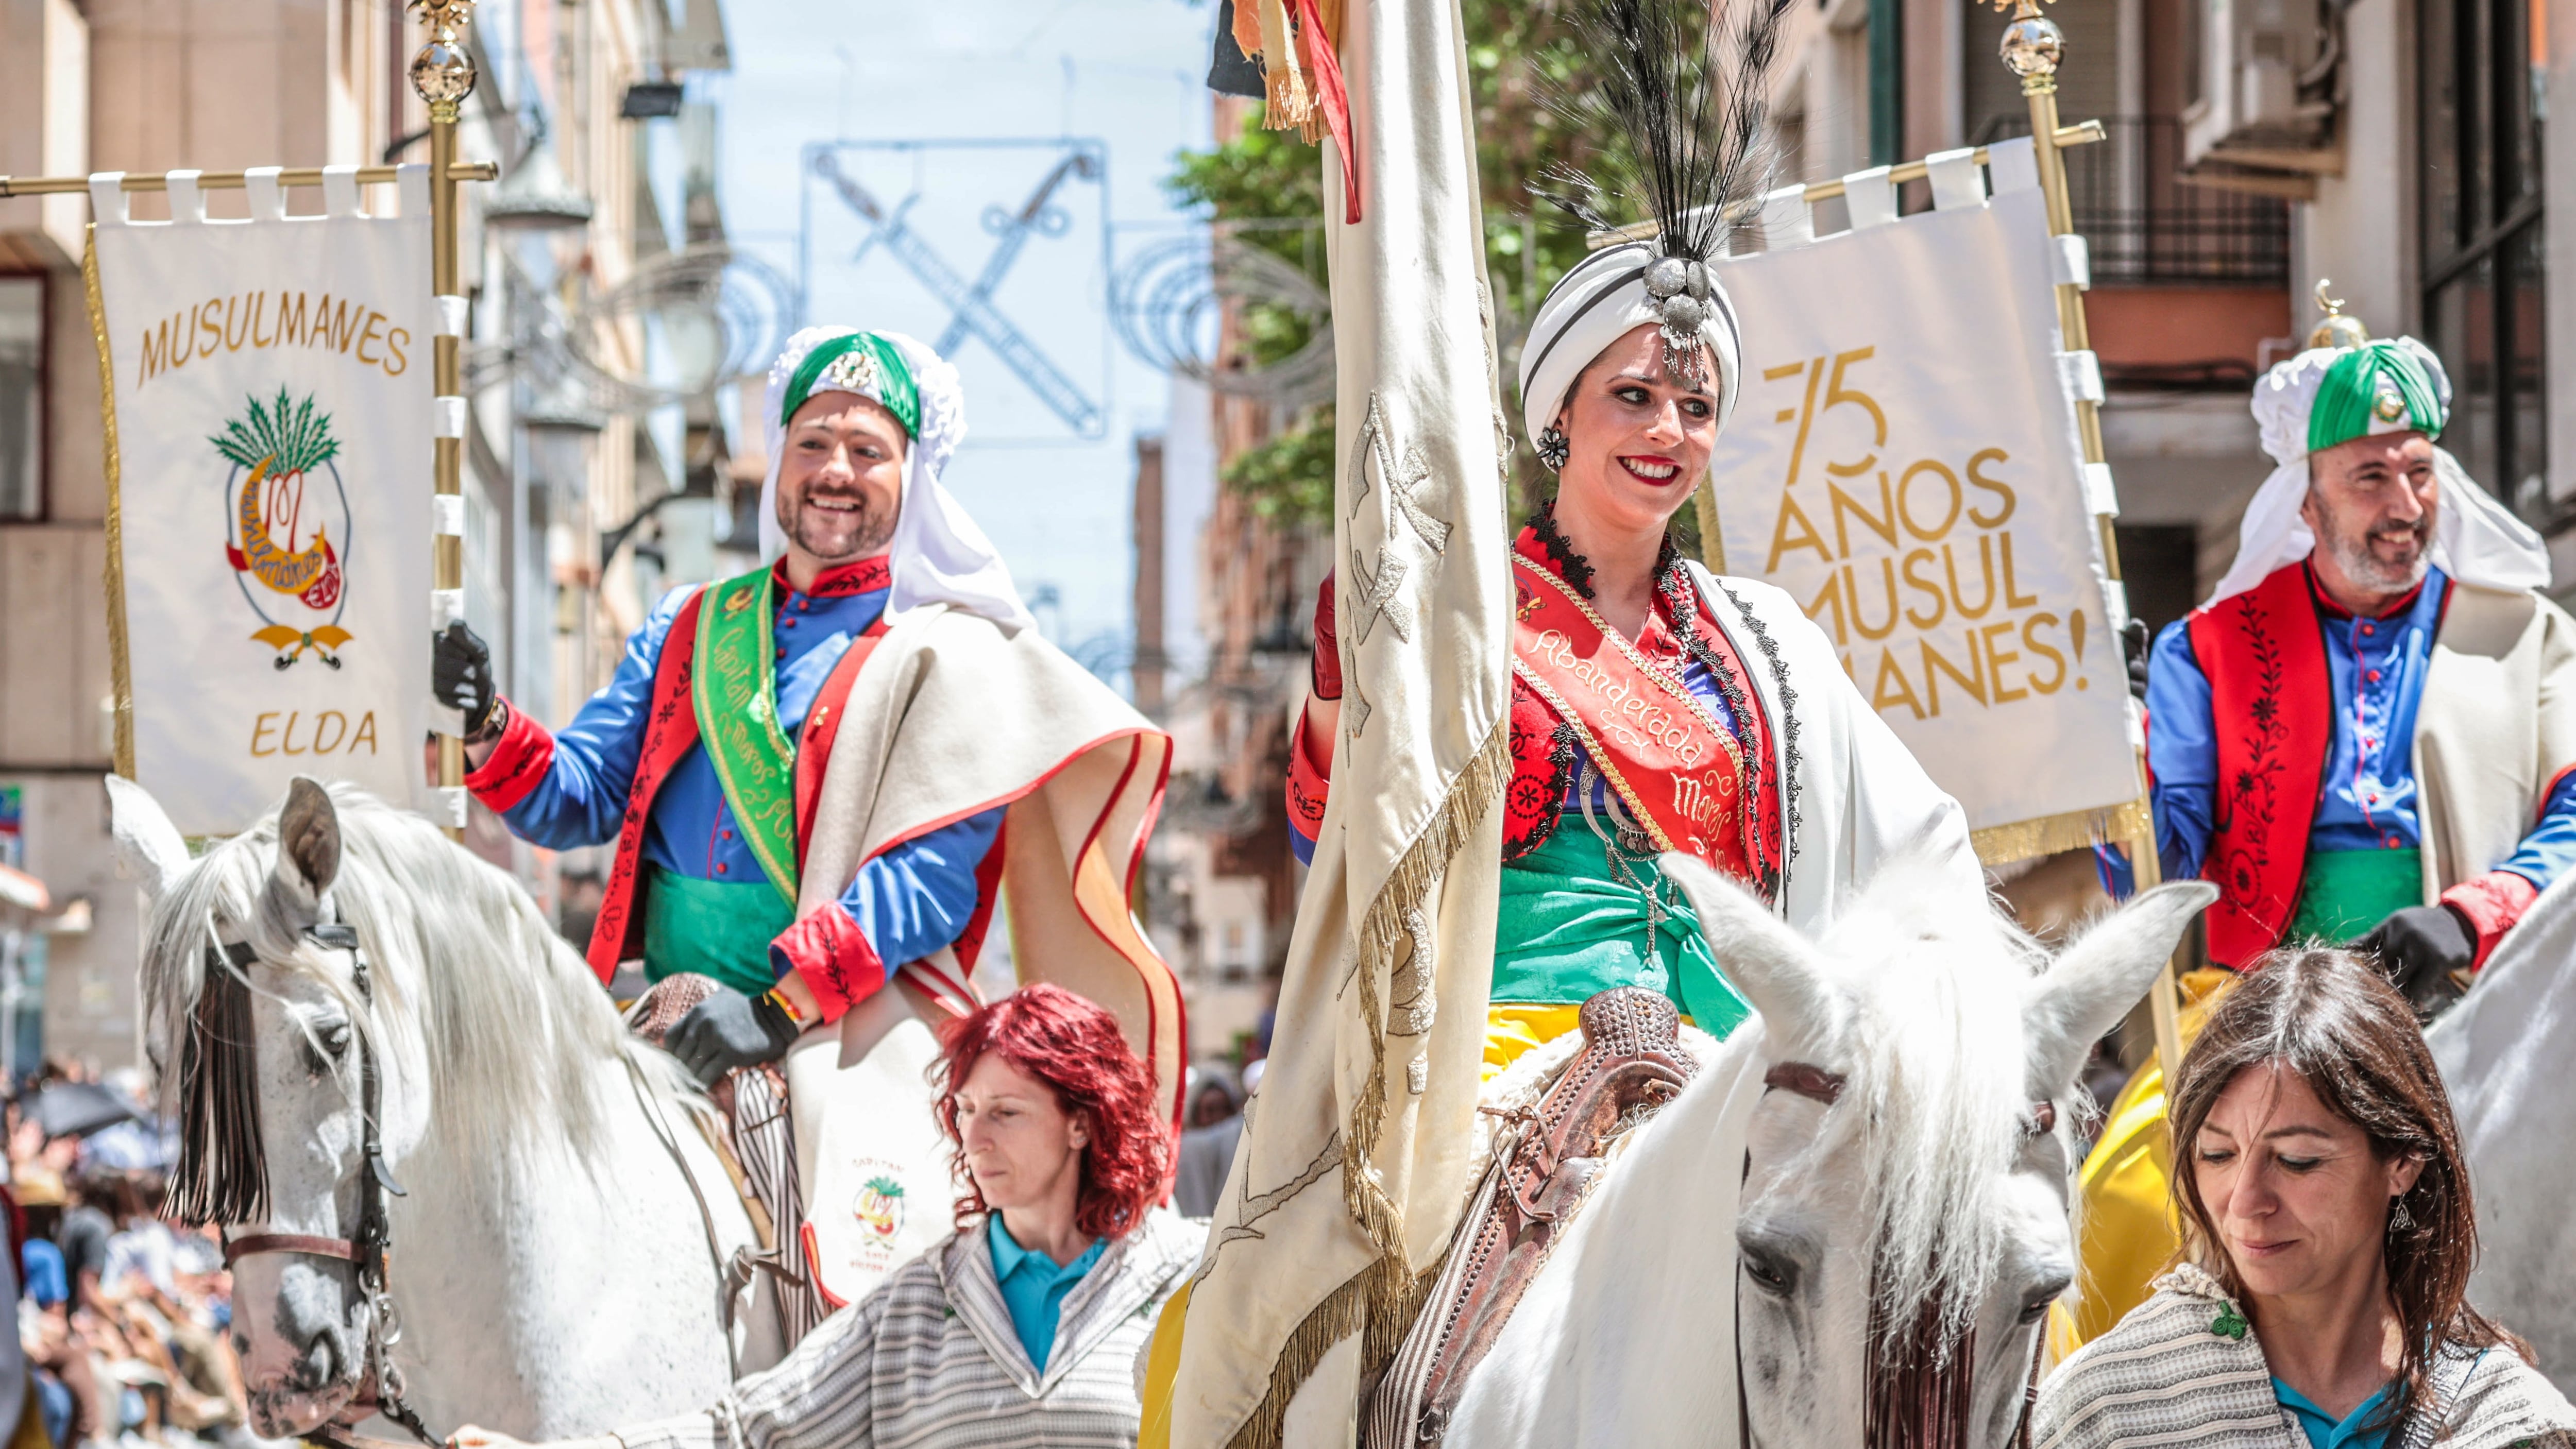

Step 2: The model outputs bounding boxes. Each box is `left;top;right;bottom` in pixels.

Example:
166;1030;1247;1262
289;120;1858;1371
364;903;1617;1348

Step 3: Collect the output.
779;485;897;561
2315;497;2433;595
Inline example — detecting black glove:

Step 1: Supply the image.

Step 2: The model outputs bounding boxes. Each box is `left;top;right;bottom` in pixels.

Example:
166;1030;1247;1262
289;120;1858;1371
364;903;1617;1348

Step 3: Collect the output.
2356;903;2476;1018
2122;618;2150;704
665;985;802;1085
432;622;500;738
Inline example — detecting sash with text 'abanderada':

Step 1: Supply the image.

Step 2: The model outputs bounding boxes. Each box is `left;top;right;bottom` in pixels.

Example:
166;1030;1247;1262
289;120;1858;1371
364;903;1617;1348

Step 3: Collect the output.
1511;553;1758;873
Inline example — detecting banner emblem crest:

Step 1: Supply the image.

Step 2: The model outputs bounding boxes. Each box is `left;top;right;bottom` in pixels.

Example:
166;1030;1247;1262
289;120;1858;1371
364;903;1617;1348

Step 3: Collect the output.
211;389;355;670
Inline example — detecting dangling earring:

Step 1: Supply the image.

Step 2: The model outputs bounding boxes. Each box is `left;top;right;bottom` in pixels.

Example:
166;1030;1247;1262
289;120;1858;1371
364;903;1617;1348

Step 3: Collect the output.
1536;423;1570;472
2390;1197;2416;1234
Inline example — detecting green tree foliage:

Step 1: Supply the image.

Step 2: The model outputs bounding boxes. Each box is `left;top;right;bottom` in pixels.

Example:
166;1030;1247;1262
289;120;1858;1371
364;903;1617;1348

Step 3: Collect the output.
1223;402;1336;523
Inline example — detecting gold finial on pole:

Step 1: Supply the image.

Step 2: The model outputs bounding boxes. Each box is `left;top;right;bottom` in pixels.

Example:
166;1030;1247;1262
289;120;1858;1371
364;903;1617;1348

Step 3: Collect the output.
1991;0;2186;1075
2308;278;2370;350
411;0;476;837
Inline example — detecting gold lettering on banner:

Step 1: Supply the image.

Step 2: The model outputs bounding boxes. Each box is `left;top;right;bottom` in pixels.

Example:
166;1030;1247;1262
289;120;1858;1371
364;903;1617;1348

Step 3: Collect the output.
1749;347;2103;721
137;287;411;389
248;709;379;758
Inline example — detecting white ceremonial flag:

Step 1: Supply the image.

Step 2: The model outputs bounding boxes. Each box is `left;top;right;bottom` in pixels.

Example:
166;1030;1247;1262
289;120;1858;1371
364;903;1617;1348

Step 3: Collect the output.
90;167;432;836
1705;146;2139;838
1159;0;1513;1440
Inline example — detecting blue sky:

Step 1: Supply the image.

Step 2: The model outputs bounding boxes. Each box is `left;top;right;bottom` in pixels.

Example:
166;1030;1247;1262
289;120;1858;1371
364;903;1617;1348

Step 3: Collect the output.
703;0;1221;675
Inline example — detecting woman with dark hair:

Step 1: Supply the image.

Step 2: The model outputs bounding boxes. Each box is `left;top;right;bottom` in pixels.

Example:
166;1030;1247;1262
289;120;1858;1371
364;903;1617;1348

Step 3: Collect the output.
453;983;1195;1449
2034;949;2575;1448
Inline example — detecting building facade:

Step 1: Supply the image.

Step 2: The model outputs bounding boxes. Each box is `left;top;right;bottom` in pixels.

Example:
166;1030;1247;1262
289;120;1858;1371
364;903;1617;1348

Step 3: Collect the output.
0;0;733;1071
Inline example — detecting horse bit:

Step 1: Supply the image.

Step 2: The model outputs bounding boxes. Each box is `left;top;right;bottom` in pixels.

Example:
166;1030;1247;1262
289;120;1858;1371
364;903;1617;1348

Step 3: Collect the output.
214;924;443;1449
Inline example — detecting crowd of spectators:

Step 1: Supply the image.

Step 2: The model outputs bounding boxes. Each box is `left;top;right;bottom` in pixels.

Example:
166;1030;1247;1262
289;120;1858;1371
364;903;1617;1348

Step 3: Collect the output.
3;1064;248;1449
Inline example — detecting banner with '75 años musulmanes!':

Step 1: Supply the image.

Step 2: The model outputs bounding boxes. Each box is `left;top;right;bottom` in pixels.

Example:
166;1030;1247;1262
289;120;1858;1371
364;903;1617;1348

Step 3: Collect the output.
1705;140;2141;843
88;167;433;837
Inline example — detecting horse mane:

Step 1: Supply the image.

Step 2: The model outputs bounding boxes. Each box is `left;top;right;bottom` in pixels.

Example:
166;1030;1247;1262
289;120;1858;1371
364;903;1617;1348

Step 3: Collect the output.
141;784;696;1197
1805;861;2048;1368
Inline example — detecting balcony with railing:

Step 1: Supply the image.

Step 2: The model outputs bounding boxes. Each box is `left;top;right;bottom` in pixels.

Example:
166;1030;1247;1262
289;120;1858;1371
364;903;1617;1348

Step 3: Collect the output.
1975;115;2291;285
1975;115;2293;387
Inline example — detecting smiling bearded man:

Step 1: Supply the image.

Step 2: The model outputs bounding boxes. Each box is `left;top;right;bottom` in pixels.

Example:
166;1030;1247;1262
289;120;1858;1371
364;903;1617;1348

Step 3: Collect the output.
428;329;1180;1333
2066;315;2576;1357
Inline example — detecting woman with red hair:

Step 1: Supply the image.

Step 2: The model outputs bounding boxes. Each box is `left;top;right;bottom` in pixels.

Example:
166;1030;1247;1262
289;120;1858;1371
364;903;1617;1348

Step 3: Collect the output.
453;983;1197;1449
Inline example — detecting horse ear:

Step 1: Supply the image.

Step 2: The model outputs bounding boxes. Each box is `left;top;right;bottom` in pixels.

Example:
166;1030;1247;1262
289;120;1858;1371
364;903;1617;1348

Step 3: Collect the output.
2023;880;2218;1099
1658;852;1841;1053
105;775;192;901
269;777;342;918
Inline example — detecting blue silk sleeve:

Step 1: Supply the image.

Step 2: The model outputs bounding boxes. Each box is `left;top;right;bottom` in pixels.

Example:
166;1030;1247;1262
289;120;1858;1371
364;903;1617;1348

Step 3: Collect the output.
810;805;1007;975
496;588;693;849
2494;769;2576;893
2145;619;2218;884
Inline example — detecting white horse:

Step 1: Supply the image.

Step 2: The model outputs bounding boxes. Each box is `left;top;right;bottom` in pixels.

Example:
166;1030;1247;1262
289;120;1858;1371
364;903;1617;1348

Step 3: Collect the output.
1448;856;2216;1447
2428;869;2576;1393
112;776;784;1442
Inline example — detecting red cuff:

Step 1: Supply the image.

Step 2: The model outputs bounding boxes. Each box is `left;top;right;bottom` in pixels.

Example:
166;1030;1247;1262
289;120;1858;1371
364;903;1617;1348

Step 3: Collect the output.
462;700;556;814
2438;871;2540;970
1286;713;1332;838
769;905;887;1025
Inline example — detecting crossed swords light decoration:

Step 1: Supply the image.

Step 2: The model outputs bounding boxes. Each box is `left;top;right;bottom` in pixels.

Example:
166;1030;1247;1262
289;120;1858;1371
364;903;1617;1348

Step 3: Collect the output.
810;146;1106;438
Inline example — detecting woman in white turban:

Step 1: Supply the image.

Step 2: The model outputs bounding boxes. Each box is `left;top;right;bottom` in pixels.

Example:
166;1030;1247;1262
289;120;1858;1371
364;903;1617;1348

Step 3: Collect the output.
1286;223;1979;1078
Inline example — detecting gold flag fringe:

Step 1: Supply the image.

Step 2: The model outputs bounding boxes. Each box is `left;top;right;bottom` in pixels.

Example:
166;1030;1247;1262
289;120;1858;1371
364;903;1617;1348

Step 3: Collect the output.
1226;714;1510;1449
1968;796;2151;867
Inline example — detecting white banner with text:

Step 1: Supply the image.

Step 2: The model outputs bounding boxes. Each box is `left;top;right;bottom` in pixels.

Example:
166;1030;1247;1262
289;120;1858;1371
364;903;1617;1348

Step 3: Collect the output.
1706;150;2140;834
92;167;431;836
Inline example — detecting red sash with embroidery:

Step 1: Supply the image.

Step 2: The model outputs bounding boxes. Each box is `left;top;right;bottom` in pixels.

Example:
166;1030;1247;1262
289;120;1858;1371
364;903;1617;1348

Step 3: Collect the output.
1510;554;1758;872
587;590;710;980
2184;562;2332;967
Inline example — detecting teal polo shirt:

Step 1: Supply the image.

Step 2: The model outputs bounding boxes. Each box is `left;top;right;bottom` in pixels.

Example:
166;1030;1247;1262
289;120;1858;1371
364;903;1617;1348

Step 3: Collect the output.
2273;1377;2396;1449
986;1216;1107;1372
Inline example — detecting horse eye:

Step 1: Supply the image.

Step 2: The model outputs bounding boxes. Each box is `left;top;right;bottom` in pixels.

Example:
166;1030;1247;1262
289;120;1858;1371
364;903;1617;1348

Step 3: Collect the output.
321;1022;352;1059
1740;1247;1797;1297
2019;1275;2071;1325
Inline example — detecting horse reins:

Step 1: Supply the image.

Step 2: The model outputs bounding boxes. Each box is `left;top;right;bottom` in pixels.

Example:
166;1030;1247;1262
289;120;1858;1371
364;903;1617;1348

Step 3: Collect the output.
1736;1060;2058;1449
215;925;442;1449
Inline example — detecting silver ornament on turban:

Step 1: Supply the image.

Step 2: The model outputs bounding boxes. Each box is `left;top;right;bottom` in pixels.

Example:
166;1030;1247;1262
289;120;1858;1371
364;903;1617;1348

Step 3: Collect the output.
1516;0;1782;453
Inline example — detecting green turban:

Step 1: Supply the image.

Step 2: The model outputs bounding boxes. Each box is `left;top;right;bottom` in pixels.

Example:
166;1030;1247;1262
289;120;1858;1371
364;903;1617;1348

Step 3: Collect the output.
779;331;921;438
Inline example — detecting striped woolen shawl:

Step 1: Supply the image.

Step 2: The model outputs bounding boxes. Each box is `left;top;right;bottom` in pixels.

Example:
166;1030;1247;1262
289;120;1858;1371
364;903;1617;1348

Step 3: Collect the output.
613;1211;1201;1449
2032;1264;2576;1449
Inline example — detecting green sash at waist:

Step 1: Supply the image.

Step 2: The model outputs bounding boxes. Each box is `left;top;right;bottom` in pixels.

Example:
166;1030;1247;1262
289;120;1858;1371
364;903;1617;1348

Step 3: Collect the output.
2289;848;2423;945
641;865;795;997
1494;827;1751;1039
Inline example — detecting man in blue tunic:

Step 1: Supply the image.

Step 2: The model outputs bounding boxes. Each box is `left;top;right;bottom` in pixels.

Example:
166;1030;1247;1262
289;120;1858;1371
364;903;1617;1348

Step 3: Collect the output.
432;328;1180;1091
2143;312;2576;1011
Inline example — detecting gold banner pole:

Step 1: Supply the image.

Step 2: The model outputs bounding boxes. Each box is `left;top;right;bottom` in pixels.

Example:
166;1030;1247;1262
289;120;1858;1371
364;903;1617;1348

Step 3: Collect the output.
411;1;480;840
1998;0;2185;1077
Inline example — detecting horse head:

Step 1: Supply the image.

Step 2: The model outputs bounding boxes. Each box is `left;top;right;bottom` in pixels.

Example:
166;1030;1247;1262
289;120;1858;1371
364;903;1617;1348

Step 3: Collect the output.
114;775;430;1438
1666;854;2214;1448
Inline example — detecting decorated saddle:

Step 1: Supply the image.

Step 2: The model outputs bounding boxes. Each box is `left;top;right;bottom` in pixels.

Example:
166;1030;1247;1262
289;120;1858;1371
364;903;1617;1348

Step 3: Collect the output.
1363;987;1701;1447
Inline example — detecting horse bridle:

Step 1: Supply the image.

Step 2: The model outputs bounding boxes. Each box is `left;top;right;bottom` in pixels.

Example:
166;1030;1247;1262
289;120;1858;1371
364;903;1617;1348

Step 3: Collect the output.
1735;1060;2054;1449
214;925;442;1449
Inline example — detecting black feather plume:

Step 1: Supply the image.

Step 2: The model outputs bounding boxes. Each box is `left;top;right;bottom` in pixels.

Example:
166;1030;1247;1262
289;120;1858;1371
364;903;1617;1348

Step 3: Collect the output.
1536;0;1787;261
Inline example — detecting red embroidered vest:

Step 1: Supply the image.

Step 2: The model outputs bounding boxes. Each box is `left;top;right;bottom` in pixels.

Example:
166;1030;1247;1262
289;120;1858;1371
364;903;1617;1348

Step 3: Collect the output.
2184;563;2333;967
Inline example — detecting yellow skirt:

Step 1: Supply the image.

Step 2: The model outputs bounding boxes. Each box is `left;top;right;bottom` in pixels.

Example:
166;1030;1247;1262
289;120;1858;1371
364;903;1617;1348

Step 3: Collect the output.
1139;1002;1601;1447
2051;967;2238;1359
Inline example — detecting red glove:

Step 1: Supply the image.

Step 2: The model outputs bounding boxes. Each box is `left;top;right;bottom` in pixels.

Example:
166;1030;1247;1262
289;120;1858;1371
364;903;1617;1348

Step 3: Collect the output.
1311;571;1343;701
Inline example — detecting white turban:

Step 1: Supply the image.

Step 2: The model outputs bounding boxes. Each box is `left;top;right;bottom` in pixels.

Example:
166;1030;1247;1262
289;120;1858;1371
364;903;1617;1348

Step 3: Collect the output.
757;326;1033;632
2205;337;2548;605
1516;240;1744;447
